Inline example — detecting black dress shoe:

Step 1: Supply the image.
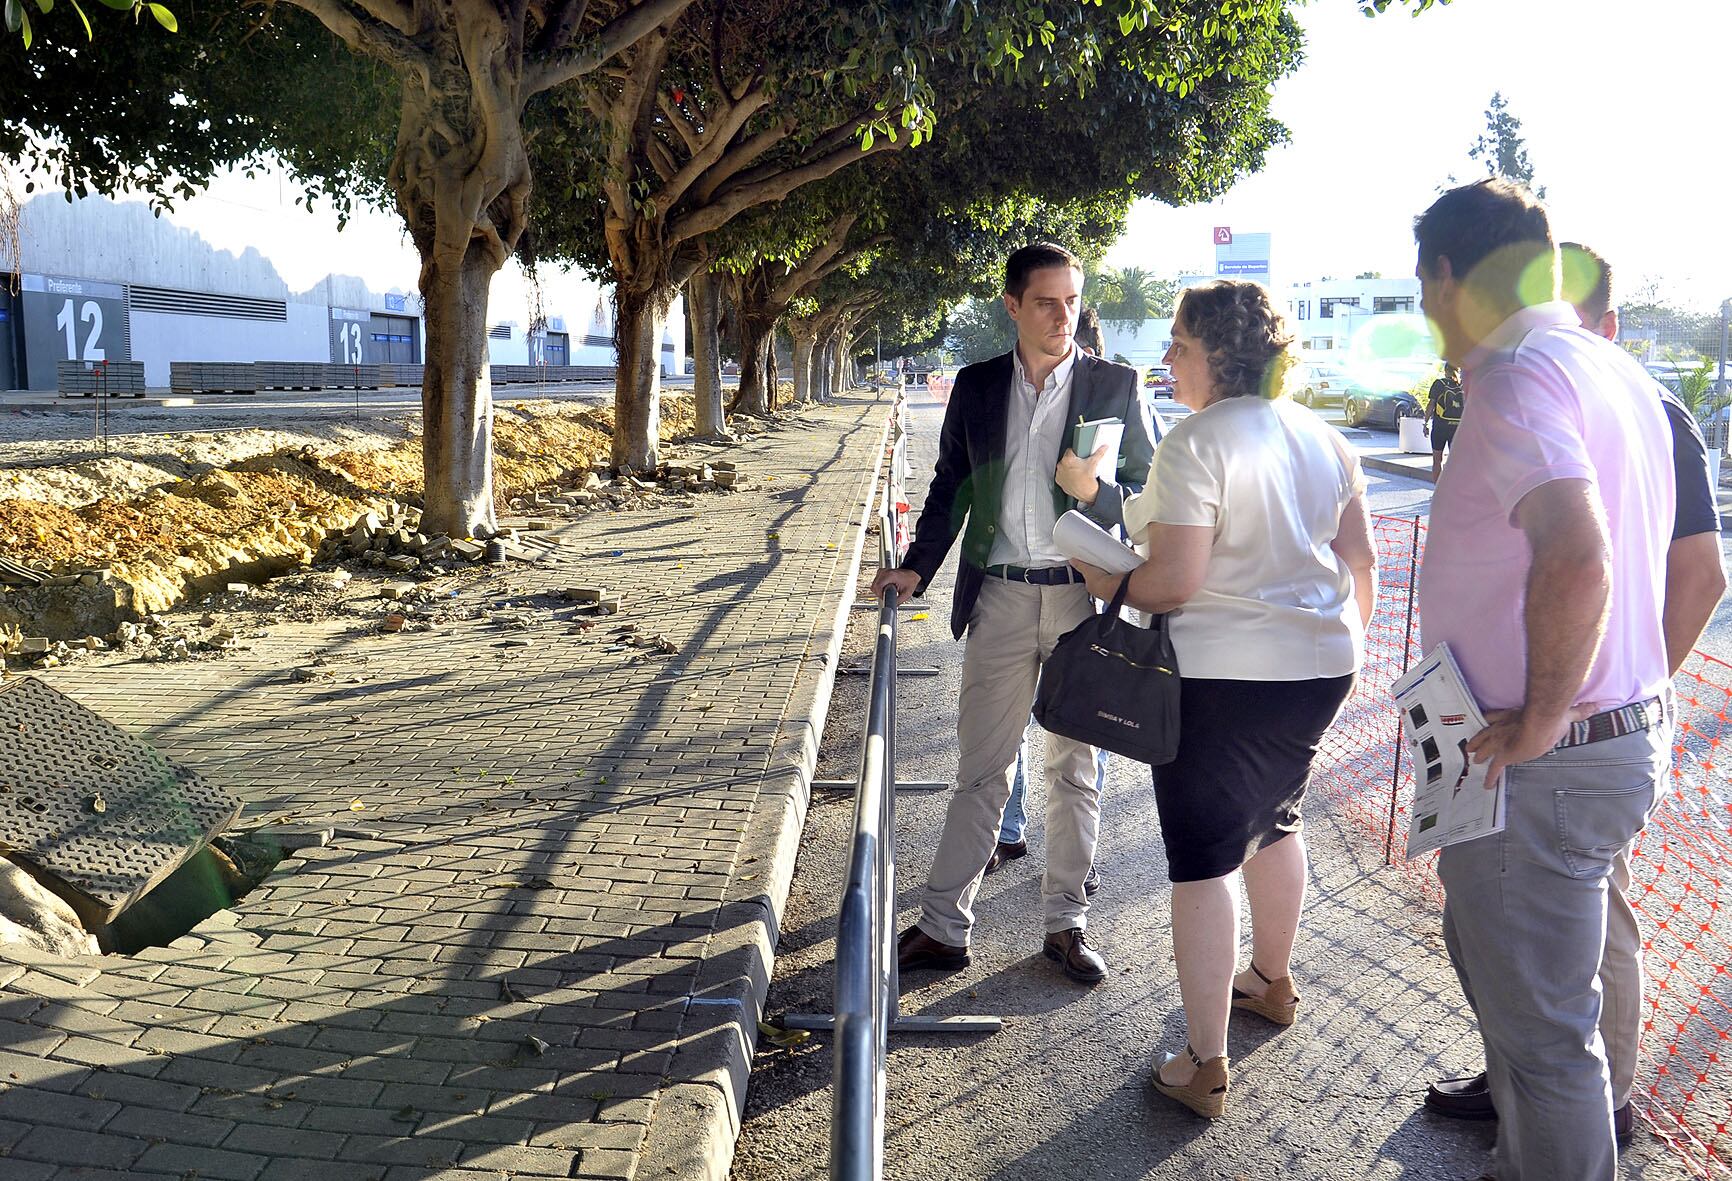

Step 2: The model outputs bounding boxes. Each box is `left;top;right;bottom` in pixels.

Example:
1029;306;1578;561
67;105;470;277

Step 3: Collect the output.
1426;1072;1496;1119
1425;1071;1632;1144
897;925;969;973
984;839;1027;875
1042;927;1107;984
1614;1100;1633;1147
1083;864;1100;897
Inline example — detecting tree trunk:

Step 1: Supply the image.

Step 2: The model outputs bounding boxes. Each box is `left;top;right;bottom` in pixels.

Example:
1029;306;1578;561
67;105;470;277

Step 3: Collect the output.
790;323;817;405
419;246;500;537
392;52;530;540
689;271;725;438
612;285;672;472
827;331;846;397
766;333;780;410
732;314;775;417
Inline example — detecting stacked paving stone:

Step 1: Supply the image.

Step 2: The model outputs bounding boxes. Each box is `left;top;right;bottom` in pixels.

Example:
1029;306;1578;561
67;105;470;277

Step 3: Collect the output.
0;393;888;1180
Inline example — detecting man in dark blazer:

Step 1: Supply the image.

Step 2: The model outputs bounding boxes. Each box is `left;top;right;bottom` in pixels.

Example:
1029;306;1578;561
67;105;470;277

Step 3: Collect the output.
872;242;1159;982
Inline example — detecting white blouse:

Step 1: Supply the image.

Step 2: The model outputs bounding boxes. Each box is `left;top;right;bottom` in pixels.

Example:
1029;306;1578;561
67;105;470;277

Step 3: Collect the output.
1124;396;1366;681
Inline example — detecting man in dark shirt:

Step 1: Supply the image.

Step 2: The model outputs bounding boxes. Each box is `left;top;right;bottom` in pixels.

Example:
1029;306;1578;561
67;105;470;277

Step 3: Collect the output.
1427;364;1464;480
1424;241;1727;1142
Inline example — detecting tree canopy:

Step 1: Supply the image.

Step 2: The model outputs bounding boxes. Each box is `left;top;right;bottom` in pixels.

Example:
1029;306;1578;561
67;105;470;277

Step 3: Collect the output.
6;0;1444;517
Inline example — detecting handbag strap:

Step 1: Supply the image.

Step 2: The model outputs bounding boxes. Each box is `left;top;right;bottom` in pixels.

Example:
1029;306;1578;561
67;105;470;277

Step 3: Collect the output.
1107;573;1133;617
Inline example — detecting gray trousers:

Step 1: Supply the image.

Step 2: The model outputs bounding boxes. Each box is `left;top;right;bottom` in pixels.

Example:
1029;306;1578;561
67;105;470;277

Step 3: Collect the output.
1438;724;1669;1181
1602;845;1641;1108
917;578;1101;946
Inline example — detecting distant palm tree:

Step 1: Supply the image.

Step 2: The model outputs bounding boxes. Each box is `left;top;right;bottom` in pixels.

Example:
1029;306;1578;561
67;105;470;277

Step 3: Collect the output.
1095;266;1176;335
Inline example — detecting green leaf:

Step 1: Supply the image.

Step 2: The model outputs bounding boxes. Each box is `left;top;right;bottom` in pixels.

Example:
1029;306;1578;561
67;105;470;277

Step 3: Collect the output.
3;0;20;33
145;2;174;31
32;0;49;16
860;127;874;151
19;5;31;46
68;0;89;36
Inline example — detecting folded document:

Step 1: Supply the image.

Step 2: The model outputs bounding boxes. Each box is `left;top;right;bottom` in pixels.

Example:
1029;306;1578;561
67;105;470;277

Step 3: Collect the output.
1391;644;1506;856
1052;510;1141;575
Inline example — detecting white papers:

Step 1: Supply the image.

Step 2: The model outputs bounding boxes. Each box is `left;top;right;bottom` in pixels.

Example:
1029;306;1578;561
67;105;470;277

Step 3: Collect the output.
1073;419;1125;486
1052;509;1142;575
1391;644;1506;856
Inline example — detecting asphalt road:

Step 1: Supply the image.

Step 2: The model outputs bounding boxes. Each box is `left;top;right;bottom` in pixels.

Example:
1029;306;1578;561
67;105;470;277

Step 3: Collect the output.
730;391;1694;1181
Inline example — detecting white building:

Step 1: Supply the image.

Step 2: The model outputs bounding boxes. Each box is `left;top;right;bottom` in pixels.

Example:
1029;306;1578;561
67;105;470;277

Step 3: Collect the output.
2;185;684;391
1283;276;1422;355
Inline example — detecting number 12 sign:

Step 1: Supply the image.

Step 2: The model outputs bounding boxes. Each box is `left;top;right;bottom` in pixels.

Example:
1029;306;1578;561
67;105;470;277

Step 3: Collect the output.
19;274;128;390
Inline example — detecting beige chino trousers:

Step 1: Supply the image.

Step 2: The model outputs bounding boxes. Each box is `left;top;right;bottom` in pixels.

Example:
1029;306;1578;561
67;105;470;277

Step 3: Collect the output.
916;578;1102;947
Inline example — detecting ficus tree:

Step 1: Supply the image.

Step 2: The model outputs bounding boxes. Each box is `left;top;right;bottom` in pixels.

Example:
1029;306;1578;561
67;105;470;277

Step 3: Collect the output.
525;0;1333;471
6;0;702;539
6;0;1441;527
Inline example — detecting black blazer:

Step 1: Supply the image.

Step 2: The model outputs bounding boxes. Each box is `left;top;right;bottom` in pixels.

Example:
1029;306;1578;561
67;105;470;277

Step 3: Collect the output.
900;349;1160;638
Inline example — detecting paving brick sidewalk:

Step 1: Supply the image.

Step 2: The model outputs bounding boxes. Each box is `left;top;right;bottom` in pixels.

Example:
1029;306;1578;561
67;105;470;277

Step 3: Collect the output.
0;391;892;1181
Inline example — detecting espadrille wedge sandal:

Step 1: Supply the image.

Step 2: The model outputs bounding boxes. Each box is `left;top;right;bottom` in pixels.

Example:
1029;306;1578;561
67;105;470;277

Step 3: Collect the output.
1231;961;1300;1026
1152;1044;1230;1119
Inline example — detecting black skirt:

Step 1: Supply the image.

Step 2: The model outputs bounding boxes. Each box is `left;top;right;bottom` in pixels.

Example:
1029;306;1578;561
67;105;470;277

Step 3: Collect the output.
1151;674;1355;882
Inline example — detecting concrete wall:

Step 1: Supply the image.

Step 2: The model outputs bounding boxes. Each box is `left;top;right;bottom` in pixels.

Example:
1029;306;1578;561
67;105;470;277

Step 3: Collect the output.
21;195;294;298
129;303;331;387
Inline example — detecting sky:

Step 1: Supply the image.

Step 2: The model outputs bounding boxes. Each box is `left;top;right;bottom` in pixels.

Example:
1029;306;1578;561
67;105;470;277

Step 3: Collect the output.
24;0;1732;315
1106;0;1732;311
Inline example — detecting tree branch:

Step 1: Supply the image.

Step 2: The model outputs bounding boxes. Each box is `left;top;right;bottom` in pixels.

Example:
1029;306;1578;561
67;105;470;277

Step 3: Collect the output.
686;110;788;205
709;0;727;98
280;0;428;72
662;88;773;210
645;134;680;182
769;212;857;306
793;232;890;300
657;92;704;155
538;0;590;56
670;136;900;245
530;0;701;94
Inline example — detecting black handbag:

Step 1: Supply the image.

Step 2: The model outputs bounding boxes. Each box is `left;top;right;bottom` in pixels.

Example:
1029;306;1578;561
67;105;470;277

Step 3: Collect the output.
1033;573;1181;766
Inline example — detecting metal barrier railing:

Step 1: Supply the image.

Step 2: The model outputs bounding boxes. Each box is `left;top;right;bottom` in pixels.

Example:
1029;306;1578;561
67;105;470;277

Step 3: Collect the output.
784;391;999;1181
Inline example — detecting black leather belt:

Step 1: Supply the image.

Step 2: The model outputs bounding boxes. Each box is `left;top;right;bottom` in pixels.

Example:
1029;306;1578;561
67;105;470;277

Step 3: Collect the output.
983;564;1084;585
1554;696;1665;750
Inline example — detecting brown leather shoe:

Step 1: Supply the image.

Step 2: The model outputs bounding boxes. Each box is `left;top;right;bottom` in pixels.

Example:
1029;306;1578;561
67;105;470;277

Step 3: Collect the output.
1042;927;1107;983
984;839;1027;875
897;925;969;973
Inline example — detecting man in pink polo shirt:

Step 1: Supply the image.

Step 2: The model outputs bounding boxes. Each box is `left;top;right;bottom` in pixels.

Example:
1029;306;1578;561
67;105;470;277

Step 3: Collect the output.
1412;179;1675;1181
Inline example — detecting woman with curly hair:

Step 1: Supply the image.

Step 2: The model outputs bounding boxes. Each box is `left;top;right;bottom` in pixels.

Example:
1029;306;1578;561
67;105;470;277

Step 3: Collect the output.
1067;279;1378;1118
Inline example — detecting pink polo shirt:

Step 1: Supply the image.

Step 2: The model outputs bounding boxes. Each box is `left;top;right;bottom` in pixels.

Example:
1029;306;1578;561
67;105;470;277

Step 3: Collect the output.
1419;303;1674;712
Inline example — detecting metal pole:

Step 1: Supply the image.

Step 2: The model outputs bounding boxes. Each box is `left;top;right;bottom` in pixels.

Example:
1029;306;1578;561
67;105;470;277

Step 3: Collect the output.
1385;515;1422;864
1718;300;1730;448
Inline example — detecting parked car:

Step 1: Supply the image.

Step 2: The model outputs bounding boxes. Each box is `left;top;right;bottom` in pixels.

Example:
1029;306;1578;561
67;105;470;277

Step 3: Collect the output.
1143;364;1173;396
1294;360;1354;409
1343;387;1424;429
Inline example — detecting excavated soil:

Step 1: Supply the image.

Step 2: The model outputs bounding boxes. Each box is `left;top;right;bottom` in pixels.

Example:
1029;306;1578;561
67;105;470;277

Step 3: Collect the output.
0;397;697;619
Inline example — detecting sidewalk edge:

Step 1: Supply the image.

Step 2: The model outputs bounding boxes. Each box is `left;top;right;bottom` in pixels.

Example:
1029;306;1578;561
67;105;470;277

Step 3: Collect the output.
636;393;894;1180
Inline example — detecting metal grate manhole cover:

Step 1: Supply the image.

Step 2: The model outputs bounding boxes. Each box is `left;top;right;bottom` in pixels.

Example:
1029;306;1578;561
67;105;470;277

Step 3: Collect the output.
0;676;241;924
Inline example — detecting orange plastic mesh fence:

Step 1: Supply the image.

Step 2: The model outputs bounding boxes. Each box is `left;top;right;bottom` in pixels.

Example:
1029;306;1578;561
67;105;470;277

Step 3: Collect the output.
1312;514;1732;1177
